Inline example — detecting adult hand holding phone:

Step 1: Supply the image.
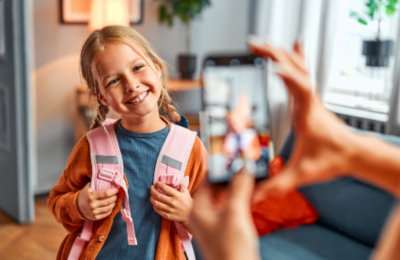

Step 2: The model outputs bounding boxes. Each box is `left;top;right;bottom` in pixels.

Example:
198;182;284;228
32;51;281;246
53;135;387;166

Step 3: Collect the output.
190;169;260;260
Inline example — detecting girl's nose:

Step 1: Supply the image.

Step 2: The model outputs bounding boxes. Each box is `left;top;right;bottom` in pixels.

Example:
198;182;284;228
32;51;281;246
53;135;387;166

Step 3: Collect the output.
124;76;140;92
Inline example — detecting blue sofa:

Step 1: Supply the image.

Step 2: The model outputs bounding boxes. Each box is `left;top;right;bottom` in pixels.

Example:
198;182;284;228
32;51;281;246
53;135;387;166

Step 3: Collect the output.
259;132;398;260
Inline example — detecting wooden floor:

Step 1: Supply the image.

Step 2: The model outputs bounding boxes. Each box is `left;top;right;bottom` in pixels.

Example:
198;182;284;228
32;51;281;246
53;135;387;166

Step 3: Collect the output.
0;195;66;259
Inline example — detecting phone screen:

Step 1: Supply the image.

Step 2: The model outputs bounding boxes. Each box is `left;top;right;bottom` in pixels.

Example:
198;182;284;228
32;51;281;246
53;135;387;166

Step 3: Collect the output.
200;55;272;184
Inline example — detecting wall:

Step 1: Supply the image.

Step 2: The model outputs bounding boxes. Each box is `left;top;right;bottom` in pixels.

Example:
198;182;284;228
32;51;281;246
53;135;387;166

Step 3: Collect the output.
33;0;250;193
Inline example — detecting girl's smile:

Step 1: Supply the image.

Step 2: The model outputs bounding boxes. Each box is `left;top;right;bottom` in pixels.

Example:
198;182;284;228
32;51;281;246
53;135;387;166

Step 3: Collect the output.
125;90;149;105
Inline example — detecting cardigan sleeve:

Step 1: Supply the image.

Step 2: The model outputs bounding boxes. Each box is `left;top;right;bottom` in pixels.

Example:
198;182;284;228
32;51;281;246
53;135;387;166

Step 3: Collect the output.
47;135;92;234
185;136;208;193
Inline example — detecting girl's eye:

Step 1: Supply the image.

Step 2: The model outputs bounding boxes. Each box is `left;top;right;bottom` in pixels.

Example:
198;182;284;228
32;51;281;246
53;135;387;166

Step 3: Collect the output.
132;65;144;72
106;78;120;88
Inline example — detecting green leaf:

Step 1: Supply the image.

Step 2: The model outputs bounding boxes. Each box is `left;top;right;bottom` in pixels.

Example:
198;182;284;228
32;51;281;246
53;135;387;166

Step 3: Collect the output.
386;5;396;15
359;18;368;25
157;0;211;26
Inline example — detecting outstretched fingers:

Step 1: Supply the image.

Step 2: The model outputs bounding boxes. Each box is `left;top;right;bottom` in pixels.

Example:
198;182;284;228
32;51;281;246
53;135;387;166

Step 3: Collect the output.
249;42;313;105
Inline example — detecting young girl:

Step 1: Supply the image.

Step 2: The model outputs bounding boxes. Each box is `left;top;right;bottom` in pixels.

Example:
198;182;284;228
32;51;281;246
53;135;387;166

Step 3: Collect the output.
48;25;207;260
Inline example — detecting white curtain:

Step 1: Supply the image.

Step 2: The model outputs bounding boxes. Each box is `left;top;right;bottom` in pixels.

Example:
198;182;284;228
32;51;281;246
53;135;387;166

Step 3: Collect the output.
252;0;338;152
387;25;400;135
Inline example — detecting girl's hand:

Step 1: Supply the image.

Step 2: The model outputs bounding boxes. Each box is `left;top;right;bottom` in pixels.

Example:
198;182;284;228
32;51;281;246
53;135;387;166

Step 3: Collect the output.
150;182;193;223
77;183;119;221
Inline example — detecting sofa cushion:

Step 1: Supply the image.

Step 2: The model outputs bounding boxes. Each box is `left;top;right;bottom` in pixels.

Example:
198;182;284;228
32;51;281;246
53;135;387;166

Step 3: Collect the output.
279;131;398;246
252;156;318;236
300;178;395;247
259;225;371;260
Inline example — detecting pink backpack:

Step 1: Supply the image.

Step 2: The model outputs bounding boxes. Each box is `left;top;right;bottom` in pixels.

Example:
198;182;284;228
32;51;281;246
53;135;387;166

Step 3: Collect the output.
68;119;197;260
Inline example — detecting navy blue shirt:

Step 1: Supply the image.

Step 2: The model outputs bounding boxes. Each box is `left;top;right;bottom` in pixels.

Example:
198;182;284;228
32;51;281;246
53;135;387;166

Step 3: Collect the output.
97;122;169;259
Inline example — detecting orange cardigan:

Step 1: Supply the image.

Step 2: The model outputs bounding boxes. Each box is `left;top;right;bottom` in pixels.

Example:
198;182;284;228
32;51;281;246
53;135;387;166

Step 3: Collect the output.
47;122;207;260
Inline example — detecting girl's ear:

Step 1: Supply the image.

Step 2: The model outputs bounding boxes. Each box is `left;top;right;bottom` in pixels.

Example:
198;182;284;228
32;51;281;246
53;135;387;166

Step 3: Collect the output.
96;92;109;106
153;61;162;78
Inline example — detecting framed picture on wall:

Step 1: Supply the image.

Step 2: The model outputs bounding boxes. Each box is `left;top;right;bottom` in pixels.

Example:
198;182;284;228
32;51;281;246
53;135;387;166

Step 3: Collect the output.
59;0;144;25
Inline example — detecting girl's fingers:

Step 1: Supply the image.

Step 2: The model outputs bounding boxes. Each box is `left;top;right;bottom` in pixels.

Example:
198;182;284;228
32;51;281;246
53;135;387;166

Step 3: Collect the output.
150;197;172;213
150;197;176;221
150;185;173;205
93;210;114;221
92;188;119;200
153;208;171;221
154;182;180;196
90;194;118;208
92;202;116;216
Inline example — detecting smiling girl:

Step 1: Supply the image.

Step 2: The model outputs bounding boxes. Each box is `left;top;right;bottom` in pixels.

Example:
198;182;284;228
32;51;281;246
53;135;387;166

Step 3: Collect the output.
48;25;207;260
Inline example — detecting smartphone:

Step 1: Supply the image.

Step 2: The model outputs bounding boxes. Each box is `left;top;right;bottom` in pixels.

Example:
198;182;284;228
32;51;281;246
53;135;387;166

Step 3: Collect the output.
200;54;273;184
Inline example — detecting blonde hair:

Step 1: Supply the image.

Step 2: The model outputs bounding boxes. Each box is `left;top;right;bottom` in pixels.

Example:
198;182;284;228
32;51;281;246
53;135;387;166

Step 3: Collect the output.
80;25;181;129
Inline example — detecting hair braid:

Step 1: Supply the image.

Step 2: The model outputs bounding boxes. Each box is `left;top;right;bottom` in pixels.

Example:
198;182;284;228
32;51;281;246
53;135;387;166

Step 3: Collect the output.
90;101;109;129
159;87;181;123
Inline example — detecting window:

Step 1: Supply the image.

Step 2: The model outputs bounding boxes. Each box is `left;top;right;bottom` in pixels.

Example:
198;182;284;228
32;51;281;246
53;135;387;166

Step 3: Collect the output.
324;0;399;121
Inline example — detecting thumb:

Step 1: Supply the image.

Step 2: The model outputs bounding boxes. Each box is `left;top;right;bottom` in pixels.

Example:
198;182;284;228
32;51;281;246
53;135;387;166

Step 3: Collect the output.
252;168;298;204
229;169;255;207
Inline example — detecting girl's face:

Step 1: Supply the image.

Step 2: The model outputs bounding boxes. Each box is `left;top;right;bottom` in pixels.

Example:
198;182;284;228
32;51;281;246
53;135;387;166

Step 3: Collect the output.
94;42;163;123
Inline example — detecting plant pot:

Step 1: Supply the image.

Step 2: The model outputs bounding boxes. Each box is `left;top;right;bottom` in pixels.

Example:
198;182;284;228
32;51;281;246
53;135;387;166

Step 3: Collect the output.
178;54;197;79
362;39;393;67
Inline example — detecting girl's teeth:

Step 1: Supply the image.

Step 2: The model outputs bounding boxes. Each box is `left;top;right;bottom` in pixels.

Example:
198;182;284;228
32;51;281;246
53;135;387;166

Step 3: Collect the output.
130;91;147;103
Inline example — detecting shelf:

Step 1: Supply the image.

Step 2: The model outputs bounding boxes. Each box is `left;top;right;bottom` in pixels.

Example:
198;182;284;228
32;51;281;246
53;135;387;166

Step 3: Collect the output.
166;79;201;92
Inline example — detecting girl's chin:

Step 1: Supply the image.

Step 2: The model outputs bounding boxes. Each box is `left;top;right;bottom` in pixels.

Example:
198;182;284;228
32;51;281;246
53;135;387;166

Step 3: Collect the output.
124;105;159;118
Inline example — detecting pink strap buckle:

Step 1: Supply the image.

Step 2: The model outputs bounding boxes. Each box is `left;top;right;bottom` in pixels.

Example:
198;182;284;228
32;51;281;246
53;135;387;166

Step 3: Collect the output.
98;169;125;188
98;169;115;182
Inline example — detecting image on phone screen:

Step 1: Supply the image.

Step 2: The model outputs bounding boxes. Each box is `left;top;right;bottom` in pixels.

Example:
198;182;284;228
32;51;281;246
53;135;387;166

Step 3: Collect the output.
200;55;272;184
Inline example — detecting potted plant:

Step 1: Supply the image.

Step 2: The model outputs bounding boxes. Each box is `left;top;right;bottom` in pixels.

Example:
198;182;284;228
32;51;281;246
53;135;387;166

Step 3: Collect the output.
351;0;399;67
158;0;211;79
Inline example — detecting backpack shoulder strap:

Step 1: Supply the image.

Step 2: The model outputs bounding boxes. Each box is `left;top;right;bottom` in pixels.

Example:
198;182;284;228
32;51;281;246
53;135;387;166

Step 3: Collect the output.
68;119;137;260
87;119;122;190
153;123;197;187
153;123;197;260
